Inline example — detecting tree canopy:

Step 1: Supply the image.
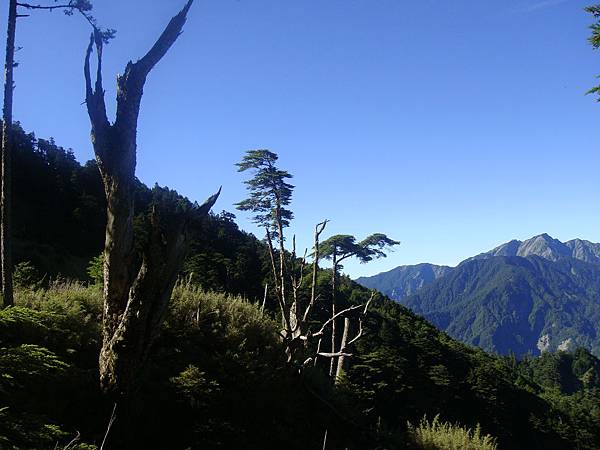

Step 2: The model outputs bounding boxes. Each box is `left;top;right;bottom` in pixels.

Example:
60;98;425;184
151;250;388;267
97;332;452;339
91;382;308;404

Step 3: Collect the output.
235;149;294;237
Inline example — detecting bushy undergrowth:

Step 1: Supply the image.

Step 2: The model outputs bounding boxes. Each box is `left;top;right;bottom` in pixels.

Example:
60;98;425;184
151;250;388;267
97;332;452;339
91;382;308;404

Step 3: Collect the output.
2;281;600;449
408;415;498;450
1;282;335;449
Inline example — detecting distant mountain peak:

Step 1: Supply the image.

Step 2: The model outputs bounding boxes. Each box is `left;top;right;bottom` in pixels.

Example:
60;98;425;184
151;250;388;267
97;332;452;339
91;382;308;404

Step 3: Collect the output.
356;233;600;358
471;234;600;264
516;233;570;261
357;234;600;302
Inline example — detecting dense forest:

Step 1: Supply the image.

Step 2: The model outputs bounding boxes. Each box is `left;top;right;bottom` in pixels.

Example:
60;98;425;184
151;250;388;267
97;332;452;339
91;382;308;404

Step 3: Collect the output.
1;122;600;449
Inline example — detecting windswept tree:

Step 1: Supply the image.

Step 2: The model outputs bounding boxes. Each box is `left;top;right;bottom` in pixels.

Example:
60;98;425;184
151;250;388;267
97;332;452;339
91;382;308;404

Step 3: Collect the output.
236;151;295;335
320;233;400;379
83;0;219;397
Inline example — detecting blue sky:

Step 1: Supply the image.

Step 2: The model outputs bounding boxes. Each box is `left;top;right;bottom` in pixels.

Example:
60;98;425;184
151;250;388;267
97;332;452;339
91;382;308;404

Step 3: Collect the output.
1;0;599;278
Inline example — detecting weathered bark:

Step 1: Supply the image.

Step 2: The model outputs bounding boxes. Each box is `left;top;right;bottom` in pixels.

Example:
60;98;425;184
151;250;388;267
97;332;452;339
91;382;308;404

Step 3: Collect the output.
1;0;16;307
83;0;219;397
335;316;350;379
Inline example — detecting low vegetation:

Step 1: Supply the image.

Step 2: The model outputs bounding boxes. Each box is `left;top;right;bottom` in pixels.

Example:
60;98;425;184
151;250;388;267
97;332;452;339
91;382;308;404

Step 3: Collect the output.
408;415;498;450
2;278;600;449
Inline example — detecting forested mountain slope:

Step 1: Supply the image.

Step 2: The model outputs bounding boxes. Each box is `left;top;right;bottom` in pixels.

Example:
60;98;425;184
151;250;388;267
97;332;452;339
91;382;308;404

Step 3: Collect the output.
9;122;269;298
3;124;600;449
358;235;600;357
355;263;452;300
402;255;600;356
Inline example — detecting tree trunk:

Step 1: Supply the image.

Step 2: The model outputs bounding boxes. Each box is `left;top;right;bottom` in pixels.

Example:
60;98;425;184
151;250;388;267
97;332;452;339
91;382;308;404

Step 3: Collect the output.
335;317;350;381
82;0;220;398
276;204;287;317
1;0;16;307
329;252;337;377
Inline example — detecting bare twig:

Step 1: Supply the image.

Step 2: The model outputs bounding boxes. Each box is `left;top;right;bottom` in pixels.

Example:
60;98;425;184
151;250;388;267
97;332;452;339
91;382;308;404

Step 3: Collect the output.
100;403;117;450
347;318;364;346
17;2;97;30
363;291;375;315
62;431;81;450
313;304;363;338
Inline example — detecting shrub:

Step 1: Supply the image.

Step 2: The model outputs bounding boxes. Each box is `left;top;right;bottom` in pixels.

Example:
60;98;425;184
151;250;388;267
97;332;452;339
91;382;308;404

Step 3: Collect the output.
86;254;104;285
13;261;41;288
408;414;498;450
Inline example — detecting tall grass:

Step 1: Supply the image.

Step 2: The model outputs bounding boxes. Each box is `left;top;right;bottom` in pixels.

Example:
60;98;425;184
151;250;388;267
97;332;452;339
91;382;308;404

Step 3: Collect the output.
408;415;498;450
15;280;103;319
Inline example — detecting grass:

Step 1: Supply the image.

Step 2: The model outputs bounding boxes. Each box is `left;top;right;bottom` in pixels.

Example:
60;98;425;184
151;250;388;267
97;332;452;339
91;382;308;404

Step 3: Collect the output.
408;414;498;450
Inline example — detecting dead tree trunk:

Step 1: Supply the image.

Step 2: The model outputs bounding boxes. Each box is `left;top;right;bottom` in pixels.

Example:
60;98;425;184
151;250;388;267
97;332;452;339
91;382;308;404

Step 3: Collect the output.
83;0;218;397
1;0;16;307
334;294;372;383
335;317;350;379
329;252;337;377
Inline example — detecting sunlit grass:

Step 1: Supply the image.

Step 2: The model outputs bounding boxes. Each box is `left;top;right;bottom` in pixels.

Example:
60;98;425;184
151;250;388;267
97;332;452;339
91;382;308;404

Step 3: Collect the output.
408;414;498;450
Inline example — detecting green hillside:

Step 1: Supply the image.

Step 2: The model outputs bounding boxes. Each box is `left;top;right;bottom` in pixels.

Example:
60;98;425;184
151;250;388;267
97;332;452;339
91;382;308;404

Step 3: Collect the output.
2;126;600;448
401;255;600;357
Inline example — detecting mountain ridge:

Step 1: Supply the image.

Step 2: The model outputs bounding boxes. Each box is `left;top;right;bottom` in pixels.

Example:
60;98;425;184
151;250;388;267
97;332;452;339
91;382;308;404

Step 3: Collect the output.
356;234;600;357
470;233;600;264
357;234;600;301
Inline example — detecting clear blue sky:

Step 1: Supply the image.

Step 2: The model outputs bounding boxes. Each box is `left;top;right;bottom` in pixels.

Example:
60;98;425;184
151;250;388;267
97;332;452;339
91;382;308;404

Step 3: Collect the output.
1;0;599;278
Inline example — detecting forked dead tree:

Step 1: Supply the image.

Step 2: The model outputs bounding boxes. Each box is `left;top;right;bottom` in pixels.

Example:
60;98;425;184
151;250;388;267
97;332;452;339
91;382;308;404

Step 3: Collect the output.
278;220;375;368
320;233;399;380
83;0;219;397
236;151;375;369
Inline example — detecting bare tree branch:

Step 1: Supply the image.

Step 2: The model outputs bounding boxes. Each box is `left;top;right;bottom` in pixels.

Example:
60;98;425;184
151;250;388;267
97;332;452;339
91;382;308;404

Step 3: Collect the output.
62;431;81;450
17;2;77;10
83;32;93;100
318;351;353;358
313;304;363;338
347;318;364;347
136;0;193;75
99;403;117;450
303;220;328;322
17;2;98;30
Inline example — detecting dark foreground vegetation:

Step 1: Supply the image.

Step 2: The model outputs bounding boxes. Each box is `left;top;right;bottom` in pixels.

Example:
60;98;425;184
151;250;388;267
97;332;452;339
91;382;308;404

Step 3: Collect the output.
1;123;600;449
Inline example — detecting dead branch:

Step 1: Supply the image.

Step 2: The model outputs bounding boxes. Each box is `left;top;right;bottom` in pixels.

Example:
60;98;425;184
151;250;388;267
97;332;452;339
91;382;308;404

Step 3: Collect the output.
62;431;81;450
99;403;117;450
318;351;353;358
313;304;363;338
303;219;328;322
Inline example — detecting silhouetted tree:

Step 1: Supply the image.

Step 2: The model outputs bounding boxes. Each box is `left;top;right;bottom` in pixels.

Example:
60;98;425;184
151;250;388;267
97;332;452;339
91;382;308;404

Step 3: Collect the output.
2;0;112;307
1;0;17;307
83;0;219;397
235;150;295;342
